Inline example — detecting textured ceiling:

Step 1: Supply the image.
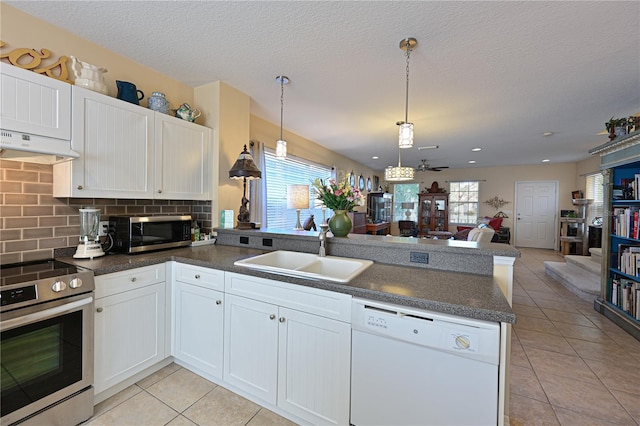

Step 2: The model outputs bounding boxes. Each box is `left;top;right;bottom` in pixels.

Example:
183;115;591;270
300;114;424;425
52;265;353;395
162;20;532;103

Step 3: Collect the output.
8;1;640;172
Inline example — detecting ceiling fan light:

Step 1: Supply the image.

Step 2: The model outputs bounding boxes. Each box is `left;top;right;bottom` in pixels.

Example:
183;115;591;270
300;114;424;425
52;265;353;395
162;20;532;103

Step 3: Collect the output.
385;165;414;181
399;122;413;148
276;139;287;158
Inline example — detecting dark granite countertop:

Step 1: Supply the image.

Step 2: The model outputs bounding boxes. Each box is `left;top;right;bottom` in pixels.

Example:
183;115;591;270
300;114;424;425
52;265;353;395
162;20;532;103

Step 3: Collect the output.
58;244;515;324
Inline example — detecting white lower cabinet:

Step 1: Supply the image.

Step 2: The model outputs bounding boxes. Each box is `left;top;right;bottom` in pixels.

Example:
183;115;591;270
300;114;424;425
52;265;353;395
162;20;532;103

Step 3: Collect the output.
94;264;167;395
223;273;352;425
172;263;224;379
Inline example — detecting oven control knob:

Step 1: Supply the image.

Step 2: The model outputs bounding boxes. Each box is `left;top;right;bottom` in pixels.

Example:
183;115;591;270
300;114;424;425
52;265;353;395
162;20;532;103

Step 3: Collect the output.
51;280;67;292
69;278;83;289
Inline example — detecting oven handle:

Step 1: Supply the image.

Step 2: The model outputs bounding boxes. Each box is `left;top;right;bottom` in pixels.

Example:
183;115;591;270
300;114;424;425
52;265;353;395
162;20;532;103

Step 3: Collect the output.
0;296;93;331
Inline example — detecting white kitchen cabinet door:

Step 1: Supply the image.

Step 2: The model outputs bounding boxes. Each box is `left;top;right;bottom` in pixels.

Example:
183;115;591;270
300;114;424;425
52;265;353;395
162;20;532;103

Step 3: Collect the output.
173;281;224;379
0;63;71;140
154;113;211;200
277;307;351;426
94;282;166;394
223;294;279;405
53;86;154;198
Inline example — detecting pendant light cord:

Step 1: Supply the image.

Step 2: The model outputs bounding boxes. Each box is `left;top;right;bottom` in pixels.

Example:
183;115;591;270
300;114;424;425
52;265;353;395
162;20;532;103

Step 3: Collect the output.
405;46;411;124
280;78;284;141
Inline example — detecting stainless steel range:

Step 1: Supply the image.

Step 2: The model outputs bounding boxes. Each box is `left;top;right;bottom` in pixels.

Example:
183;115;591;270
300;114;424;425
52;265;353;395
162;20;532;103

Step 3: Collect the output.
1;260;95;426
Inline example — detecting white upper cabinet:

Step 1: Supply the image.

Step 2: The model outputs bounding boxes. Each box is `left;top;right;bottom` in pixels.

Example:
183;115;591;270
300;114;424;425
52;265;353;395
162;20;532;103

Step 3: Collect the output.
0;63;71;140
54;86;154;198
53;86;211;200
155;113;211;200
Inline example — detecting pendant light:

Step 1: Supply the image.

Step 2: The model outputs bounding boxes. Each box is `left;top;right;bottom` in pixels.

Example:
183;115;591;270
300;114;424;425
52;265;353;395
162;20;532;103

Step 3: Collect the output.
275;75;289;158
399;37;417;149
385;38;417;182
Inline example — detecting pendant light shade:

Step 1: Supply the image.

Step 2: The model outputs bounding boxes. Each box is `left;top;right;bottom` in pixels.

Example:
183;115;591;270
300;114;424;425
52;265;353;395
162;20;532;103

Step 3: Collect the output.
275;75;289;159
384;164;414;181
398;122;414;149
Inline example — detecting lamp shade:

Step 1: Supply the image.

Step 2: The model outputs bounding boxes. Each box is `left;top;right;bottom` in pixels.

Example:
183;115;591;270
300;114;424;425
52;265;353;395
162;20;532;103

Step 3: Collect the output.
229;144;261;180
401;202;414;209
287;185;310;209
494;211;509;218
385;165;414;182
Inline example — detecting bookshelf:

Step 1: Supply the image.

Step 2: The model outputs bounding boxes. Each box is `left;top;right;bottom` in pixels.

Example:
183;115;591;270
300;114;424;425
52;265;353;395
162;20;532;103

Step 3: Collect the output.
589;130;640;341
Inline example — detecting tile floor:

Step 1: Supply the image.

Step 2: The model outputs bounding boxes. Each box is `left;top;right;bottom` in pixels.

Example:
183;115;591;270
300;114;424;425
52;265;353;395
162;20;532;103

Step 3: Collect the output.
85;248;640;426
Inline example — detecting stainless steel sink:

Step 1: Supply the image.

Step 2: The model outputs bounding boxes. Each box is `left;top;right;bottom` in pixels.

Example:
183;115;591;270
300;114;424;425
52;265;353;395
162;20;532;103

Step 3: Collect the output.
234;250;373;283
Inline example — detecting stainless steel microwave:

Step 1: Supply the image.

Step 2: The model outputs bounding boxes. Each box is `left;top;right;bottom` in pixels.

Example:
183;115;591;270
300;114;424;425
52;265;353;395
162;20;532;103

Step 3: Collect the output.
109;215;192;254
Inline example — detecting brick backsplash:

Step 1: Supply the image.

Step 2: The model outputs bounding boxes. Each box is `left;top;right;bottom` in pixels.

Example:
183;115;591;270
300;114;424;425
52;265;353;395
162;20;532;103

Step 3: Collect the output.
1;160;211;264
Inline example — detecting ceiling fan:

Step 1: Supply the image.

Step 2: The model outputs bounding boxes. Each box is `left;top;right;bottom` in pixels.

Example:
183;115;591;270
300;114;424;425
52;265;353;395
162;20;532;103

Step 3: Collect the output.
415;159;449;172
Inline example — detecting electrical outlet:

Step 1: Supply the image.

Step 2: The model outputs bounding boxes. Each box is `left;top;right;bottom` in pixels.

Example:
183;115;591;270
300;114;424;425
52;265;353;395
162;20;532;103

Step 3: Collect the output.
99;221;109;237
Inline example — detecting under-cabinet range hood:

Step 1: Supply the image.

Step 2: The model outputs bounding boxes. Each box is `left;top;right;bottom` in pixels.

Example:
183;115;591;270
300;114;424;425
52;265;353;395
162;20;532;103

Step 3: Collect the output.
0;129;79;164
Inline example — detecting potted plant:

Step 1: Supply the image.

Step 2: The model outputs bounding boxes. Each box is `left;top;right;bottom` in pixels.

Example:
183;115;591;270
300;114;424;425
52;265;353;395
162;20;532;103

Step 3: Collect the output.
606;116;628;140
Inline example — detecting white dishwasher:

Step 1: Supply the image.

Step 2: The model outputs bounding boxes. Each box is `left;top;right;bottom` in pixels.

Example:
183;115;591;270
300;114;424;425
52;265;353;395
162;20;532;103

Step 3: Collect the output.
350;298;501;426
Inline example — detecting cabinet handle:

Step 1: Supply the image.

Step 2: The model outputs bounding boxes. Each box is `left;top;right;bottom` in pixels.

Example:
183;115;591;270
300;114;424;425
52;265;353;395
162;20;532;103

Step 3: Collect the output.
158;189;163;193
131;277;137;282
216;300;222;305
194;274;200;279
77;185;83;190
269;314;276;320
279;317;285;323
96;307;103;313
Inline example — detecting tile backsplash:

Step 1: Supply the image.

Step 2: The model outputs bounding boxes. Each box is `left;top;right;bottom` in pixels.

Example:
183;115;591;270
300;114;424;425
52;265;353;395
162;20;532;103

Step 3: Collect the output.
1;160;211;264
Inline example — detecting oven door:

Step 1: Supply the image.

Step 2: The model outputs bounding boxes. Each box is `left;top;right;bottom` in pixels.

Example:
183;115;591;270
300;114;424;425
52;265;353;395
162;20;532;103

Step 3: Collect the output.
1;293;94;425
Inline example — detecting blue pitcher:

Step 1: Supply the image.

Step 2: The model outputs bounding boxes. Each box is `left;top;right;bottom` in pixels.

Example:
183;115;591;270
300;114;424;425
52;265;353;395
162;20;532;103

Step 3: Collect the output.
116;80;144;105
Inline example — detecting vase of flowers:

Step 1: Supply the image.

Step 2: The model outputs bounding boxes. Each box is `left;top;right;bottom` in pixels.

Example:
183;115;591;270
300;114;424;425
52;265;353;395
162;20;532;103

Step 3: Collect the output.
312;177;364;237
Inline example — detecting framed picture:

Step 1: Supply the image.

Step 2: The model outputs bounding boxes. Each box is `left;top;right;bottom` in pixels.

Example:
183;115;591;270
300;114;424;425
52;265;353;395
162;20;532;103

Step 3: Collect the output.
367;177;372;192
349;171;356;187
373;175;379;189
359;174;365;191
571;190;583;199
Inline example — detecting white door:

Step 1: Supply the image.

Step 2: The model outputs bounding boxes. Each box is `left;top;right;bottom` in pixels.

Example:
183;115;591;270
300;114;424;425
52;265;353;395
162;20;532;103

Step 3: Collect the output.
277;307;351;426
94;282;166;394
515;181;558;248
223;294;278;405
173;281;224;379
154;113;211;200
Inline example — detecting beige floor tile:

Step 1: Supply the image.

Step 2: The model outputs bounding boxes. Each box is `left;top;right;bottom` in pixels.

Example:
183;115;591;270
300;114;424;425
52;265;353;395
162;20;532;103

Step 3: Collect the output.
610;388;640;424
515;328;577;356
523;347;599;385
542;308;597;327
513;295;537;306
554;322;615;343
565;337;634;364
536;372;635;425
167;414;199;426
183;386;261;426
583;357;640;396
85;391;179;426
508;394;559;426
512;303;547;319
526;290;561;301
532;298;579;313
146;367;217;412
514;315;561;335
246;408;298;426
92;384;143;418
552;406;630;426
509;365;547;403
136;362;182;389
510;340;532;369
605;330;640;357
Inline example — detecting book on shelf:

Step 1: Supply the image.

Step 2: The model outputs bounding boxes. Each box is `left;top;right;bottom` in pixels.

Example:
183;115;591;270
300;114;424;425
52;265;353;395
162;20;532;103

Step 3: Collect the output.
611;277;639;319
612;206;640;238
617;244;640;275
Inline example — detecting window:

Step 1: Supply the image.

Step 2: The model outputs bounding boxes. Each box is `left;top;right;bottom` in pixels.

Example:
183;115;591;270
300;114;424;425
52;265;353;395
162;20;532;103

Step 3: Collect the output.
585;172;604;225
449;181;479;225
264;150;333;229
393;183;419;222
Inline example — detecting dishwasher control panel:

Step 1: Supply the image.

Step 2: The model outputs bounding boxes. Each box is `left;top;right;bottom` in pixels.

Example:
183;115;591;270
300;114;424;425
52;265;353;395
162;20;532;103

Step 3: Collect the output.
353;298;500;364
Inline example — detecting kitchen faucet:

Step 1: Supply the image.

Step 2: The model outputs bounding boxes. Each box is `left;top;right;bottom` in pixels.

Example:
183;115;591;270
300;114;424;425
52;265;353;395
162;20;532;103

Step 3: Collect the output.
319;224;329;257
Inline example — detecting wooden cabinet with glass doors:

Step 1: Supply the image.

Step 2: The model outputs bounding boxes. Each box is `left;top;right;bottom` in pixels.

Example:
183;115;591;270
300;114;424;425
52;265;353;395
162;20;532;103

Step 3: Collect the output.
418;193;449;237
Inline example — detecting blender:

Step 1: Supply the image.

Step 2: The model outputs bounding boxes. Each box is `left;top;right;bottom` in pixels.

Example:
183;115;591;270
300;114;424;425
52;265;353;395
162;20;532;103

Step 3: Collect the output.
73;208;105;259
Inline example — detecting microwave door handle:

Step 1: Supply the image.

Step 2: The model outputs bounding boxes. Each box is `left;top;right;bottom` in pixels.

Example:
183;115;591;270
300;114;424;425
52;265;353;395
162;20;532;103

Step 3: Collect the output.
0;296;93;332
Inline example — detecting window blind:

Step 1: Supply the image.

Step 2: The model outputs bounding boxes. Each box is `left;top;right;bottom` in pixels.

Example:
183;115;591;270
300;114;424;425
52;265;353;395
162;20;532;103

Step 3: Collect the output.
585;173;604;224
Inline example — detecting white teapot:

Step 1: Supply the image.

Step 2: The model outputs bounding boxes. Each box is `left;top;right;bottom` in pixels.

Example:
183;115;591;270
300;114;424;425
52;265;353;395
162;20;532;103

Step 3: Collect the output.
71;56;108;95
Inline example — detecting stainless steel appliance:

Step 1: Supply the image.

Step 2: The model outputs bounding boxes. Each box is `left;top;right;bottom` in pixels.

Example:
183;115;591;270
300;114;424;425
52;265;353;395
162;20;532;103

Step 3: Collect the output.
109;215;192;254
1;260;95;426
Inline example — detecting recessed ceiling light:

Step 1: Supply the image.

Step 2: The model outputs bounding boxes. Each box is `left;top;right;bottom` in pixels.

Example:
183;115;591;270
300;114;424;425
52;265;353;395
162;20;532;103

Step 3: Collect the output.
543;132;553;137
372;156;379;160
542;159;550;162
471;147;482;152
468;160;476;164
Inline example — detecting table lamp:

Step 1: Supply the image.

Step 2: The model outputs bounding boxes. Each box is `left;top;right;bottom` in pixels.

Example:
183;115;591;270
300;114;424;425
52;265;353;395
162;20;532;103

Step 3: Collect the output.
229;144;262;229
287;184;310;230
401;202;415;220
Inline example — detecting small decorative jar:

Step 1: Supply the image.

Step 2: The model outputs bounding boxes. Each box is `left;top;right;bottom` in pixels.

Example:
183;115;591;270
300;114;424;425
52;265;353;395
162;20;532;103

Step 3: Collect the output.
148;92;170;114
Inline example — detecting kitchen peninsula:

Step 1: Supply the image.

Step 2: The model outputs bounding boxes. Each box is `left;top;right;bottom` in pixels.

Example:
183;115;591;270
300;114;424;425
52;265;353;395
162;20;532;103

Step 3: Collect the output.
57;230;518;425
